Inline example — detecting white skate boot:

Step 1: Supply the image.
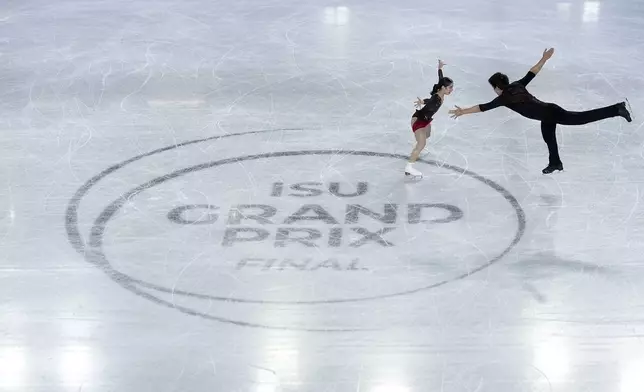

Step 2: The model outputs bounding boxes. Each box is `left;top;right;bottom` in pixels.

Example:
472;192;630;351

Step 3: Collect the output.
404;163;423;179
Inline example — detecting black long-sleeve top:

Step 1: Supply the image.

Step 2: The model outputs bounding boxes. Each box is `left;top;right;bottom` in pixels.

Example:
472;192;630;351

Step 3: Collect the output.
478;71;552;120
413;68;445;122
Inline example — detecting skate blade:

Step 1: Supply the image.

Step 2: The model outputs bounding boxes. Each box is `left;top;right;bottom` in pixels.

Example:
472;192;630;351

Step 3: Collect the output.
404;172;423;180
625;97;634;121
541;168;564;175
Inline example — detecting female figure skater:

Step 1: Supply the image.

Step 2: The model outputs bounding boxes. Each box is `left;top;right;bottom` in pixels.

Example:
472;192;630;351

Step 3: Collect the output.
448;48;632;174
405;59;454;178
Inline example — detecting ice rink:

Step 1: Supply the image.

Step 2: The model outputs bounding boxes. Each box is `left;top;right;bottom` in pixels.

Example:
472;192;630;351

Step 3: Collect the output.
2;0;644;391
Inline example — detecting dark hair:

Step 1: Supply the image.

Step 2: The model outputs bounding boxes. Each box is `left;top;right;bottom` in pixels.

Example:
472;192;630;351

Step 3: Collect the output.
431;77;453;94
488;72;509;90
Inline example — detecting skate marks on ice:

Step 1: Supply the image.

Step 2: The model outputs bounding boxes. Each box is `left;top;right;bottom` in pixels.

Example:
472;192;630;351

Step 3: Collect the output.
66;129;527;331
497;175;626;305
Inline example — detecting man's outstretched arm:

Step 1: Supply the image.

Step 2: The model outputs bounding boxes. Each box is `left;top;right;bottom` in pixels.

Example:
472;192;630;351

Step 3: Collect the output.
449;96;505;118
518;48;555;86
530;48;555;75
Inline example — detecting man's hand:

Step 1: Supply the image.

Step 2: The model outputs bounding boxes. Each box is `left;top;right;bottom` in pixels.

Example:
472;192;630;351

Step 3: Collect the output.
449;105;481;118
449;106;463;119
438;59;446;69
529;48;555;75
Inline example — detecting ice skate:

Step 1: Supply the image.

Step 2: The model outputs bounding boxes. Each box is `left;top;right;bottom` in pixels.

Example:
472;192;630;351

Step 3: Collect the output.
621;98;634;122
542;162;563;174
405;163;423;179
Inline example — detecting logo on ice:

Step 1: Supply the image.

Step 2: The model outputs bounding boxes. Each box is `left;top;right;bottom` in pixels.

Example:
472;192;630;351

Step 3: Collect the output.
167;181;463;250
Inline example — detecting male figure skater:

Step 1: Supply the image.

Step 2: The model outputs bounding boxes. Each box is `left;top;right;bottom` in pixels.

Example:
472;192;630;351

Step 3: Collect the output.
449;48;632;174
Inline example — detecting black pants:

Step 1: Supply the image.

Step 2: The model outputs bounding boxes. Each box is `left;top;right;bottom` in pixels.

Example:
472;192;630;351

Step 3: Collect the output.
540;103;620;165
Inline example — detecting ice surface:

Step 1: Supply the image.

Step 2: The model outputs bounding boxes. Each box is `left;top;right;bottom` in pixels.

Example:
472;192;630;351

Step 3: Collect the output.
2;0;644;391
